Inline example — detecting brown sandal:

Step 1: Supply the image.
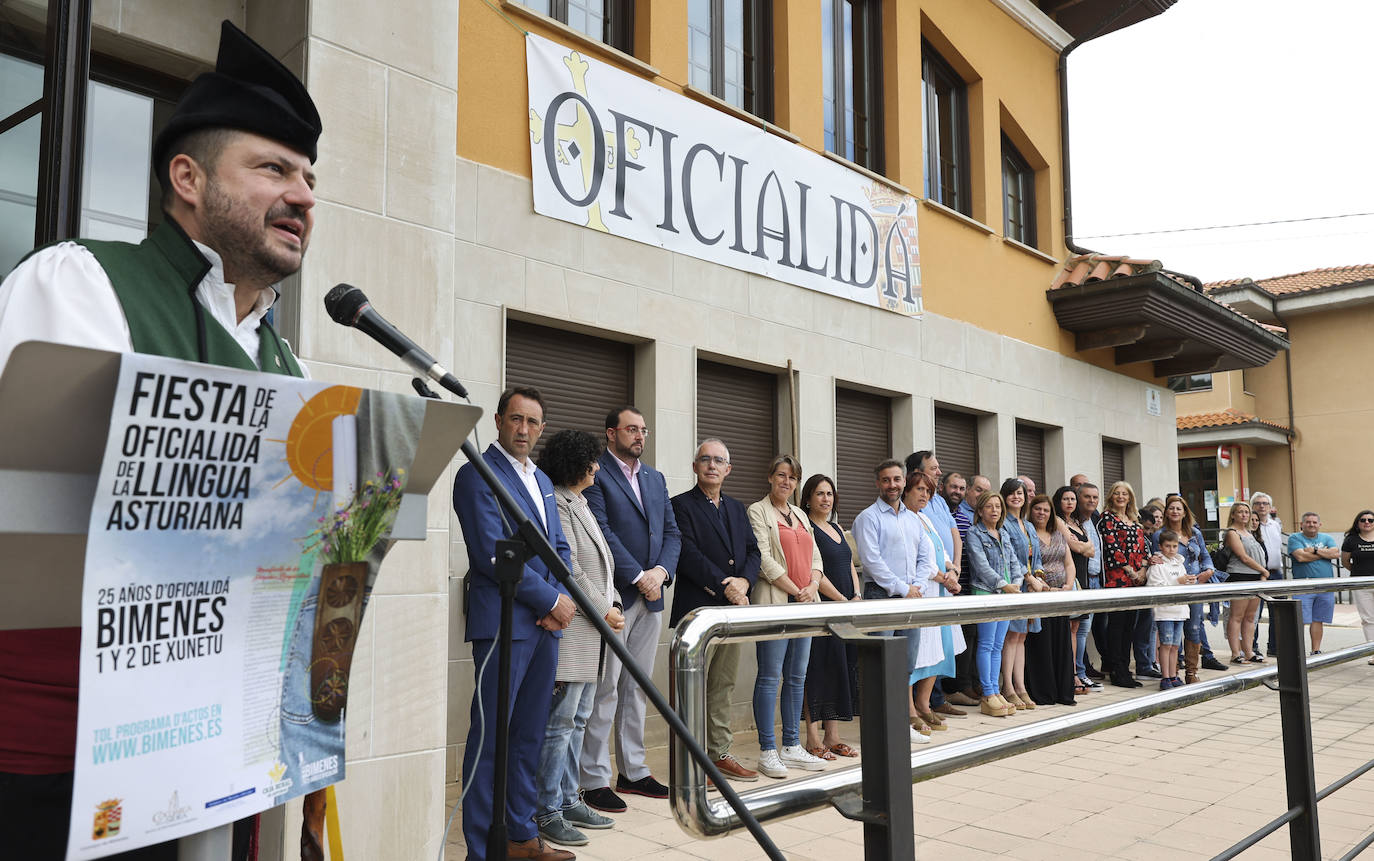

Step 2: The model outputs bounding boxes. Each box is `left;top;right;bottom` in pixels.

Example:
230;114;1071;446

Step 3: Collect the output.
828;743;859;758
807;744;838;761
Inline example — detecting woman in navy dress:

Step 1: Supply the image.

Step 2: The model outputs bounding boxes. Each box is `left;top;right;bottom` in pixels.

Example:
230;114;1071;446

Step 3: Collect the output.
801;474;862;759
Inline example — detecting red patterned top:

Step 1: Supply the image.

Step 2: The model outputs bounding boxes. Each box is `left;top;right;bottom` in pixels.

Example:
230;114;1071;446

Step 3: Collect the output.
1099;511;1147;588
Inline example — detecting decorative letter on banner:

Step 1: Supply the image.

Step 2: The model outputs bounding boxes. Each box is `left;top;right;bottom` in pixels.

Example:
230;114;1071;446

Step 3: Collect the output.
526;33;922;316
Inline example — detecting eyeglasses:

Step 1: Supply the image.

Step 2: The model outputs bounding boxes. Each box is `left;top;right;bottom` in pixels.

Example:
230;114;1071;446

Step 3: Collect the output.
695;455;730;466
616;426;649;437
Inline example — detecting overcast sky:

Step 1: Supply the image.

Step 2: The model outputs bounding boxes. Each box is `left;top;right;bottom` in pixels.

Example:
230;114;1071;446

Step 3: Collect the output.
1068;0;1374;283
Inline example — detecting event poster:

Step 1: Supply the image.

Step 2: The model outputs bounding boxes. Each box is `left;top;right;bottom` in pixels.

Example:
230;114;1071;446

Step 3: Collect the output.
67;353;378;858
526;32;922;316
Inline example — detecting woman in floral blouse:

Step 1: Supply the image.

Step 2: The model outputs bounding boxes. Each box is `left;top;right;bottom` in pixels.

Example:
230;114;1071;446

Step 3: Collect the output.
1099;481;1148;688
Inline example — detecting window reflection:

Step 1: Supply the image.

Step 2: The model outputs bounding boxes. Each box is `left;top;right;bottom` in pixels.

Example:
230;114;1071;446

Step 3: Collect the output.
0;55;155;273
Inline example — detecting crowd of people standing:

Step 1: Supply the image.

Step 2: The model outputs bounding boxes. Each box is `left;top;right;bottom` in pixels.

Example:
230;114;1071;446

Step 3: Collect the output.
452;386;1372;861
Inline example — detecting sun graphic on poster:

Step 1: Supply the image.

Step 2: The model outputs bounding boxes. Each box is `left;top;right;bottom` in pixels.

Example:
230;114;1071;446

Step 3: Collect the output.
267;385;363;505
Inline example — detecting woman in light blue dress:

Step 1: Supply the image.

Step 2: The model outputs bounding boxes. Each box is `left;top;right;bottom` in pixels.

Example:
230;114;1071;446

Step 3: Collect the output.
904;471;966;730
999;478;1048;710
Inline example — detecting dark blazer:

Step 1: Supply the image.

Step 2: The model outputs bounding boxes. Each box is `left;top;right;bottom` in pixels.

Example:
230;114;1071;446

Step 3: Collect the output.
669;486;761;627
584;449;681;612
453;443;572;641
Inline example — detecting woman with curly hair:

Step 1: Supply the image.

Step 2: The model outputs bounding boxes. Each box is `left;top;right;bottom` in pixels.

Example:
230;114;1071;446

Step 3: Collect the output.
533;429;626;846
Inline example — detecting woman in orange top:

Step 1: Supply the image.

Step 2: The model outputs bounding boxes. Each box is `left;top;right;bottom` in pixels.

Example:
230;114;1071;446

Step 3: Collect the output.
747;455;827;779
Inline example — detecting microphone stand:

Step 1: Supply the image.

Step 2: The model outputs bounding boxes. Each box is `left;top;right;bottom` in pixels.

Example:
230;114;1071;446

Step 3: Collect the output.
413;379;784;861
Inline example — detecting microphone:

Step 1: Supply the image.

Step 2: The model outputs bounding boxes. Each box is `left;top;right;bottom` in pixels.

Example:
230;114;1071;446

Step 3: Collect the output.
323;283;469;398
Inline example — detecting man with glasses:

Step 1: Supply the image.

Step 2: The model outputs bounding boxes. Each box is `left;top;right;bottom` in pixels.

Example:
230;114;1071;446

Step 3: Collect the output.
580;406;681;810
1251;492;1284;657
670;439;761;781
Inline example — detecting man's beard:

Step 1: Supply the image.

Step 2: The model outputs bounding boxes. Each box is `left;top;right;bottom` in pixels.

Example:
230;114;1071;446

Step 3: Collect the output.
202;178;307;285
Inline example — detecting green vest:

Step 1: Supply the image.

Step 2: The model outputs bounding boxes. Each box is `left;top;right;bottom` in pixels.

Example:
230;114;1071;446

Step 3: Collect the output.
75;220;304;377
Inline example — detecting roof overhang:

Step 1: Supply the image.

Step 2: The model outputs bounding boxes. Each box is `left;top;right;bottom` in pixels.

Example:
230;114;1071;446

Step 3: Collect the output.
1035;0;1176;41
1210;279;1374;322
1177;424;1291;448
1047;271;1289;376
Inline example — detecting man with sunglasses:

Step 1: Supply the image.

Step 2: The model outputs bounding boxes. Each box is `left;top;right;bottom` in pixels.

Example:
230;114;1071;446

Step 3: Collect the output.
580;406;681;810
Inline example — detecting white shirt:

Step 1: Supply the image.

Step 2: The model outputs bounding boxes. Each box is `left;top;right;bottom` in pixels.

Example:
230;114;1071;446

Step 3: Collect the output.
1256;516;1283;574
494;440;548;531
0;240;296;376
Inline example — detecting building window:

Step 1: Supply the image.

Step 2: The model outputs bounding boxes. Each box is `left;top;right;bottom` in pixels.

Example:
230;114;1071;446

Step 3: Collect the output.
922;41;969;215
688;0;772;119
821;0;882;171
1167;373;1213;393
933;407;980;483
0;49;181;274
697;359;777;505
521;0;634;53
1014;422;1045;495
1001;134;1036;247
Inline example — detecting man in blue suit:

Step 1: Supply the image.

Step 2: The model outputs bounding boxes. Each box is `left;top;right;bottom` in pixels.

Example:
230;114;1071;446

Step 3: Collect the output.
579;406;681;810
670;438;761;782
453;387;576;861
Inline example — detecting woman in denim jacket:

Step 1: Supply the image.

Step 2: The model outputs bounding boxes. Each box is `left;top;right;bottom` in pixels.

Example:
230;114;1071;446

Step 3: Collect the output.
966;490;1027;717
1149;495;1219;683
998;478;1049;710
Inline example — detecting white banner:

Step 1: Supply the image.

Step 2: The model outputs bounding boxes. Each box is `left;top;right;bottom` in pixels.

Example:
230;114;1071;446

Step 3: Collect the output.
526;33;922;316
68;355;382;858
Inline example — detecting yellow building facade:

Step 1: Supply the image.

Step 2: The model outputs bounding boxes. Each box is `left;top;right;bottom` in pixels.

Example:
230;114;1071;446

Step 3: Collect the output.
1177;266;1374;535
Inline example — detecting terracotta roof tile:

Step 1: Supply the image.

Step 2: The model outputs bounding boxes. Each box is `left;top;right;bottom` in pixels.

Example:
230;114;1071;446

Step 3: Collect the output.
1050;254;1162;290
1204;264;1374;296
1176;409;1290;434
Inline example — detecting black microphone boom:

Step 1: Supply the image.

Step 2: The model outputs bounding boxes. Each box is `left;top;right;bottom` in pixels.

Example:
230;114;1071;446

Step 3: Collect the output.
323;283;469;398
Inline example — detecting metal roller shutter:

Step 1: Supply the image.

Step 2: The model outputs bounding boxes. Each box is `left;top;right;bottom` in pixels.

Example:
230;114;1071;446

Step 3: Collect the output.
835;388;892;529
697;360;777;505
1102;441;1125;489
933;407;979;484
1015;423;1045;495
505;320;633;460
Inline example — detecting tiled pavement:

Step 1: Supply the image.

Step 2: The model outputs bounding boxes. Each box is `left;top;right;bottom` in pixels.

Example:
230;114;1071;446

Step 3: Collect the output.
445;610;1374;860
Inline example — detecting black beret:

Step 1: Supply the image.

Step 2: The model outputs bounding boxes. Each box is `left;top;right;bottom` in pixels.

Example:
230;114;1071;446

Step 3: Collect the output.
153;21;322;166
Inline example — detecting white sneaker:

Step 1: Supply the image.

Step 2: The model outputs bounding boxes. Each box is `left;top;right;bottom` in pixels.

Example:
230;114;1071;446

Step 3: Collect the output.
756;749;788;779
778;745;826;771
910;726;932;745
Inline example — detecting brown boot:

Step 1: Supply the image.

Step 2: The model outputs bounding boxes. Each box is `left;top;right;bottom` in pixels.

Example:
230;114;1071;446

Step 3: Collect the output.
1184;640;1201;684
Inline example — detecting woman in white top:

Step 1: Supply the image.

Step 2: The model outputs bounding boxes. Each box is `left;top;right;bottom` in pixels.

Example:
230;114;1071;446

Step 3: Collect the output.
902;471;965;733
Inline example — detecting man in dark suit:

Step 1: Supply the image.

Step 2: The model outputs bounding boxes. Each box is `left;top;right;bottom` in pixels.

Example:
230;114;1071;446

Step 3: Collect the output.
453;387;576;861
579;406;681;810
670;439;761;781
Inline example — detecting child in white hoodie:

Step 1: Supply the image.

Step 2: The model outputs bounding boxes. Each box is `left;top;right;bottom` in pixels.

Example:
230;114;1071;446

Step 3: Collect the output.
1146;530;1195;690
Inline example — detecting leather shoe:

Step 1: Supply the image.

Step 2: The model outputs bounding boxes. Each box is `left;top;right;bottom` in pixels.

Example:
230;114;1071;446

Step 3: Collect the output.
714;754;759;782
507;837;575;860
946;691;981;707
1084;664;1105;680
581;786;626;813
933;703;967;717
1200;655;1228;671
1136;666;1163;679
617;773;669;799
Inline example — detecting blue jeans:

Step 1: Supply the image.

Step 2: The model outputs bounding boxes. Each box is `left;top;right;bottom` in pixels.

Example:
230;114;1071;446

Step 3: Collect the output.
754;637;812;750
1073;574;1100;678
975;620;1010;695
536;680;596;822
1133;608;1157;669
1186;602;1215;657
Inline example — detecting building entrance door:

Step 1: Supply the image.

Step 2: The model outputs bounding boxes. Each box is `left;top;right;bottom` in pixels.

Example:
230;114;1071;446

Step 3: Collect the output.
1179;456;1220;542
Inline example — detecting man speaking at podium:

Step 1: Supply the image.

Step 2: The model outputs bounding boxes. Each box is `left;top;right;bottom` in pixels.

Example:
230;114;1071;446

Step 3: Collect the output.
0;21;320;860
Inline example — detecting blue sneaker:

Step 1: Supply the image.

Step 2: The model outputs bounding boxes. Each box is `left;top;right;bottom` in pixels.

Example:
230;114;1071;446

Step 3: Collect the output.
564;801;613;830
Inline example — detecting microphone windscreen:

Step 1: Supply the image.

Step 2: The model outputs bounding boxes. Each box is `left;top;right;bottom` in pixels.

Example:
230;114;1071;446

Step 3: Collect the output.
324;283;368;325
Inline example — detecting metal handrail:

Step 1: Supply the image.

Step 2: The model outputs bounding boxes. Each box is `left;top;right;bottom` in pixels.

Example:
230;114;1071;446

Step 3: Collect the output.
669;577;1374;841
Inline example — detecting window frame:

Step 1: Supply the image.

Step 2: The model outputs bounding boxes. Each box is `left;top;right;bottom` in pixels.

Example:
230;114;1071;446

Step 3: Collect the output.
1001;133;1036;247
528;0;635;54
689;0;773;121
1167;373;1214;394
921;40;970;215
822;0;884;173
